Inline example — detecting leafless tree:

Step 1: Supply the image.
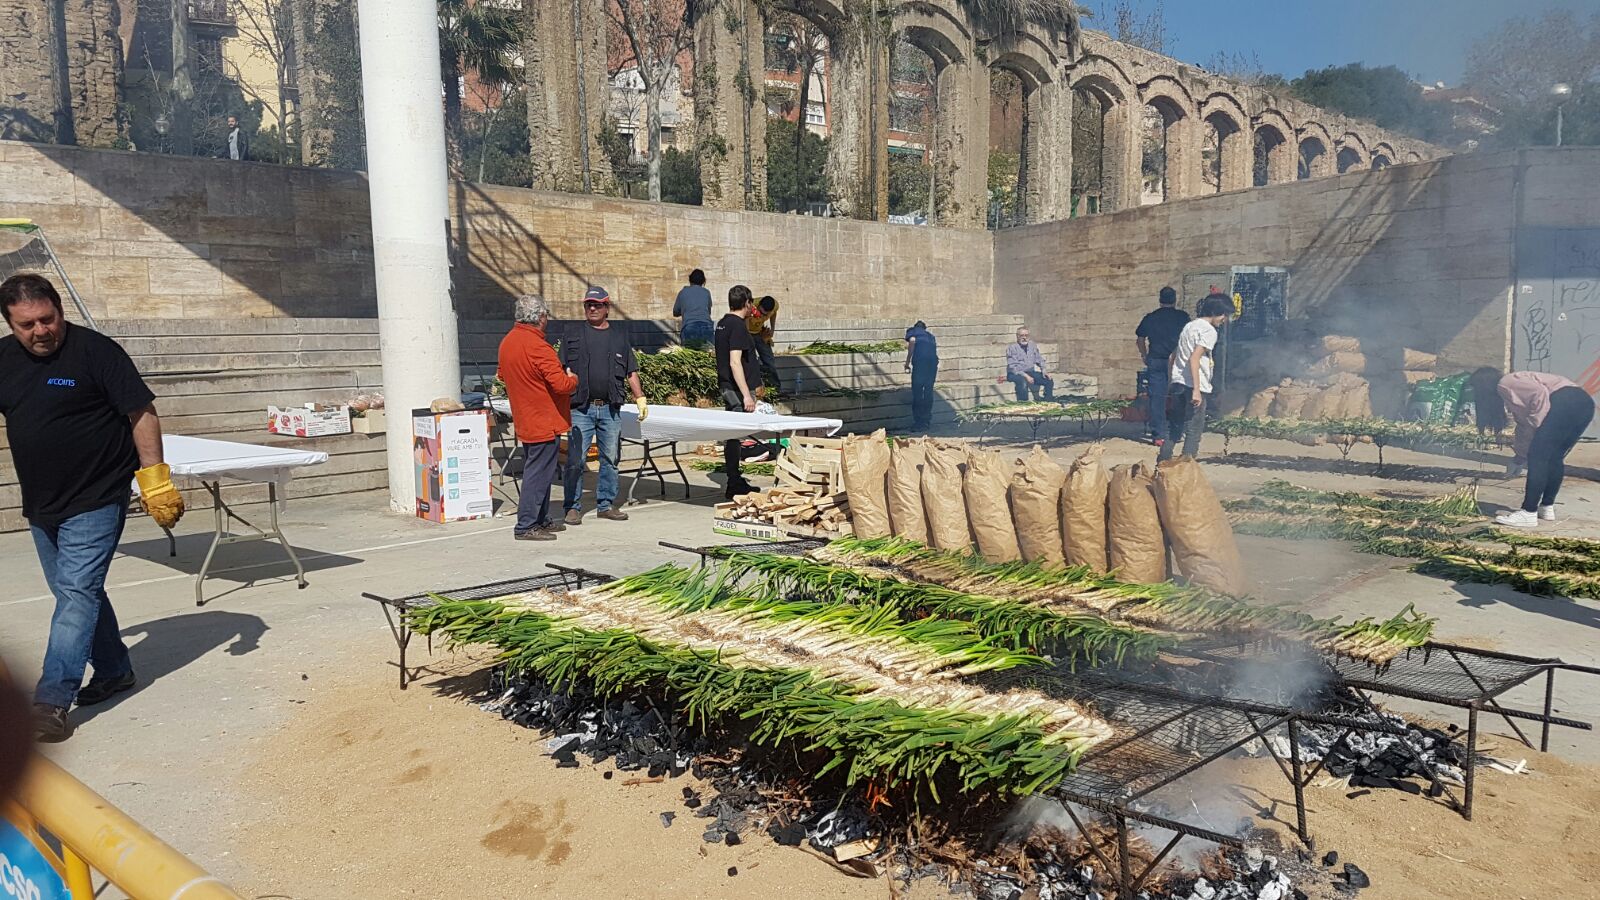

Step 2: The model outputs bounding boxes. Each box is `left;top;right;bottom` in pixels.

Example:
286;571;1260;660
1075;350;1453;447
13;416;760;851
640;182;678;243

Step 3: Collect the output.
227;0;300;162
606;0;694;202
1105;0;1166;54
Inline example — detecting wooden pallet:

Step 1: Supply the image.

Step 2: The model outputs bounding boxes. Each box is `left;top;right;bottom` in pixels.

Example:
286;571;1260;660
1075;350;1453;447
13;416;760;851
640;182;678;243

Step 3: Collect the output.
774;436;844;495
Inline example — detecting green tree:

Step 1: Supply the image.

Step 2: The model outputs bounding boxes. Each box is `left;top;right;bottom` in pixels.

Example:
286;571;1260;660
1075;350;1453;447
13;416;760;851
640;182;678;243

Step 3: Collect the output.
987;149;1019;227
1289;64;1450;142
461;87;533;186
660;147;703;205
438;0;522;174
887;152;930;216
765;116;828;212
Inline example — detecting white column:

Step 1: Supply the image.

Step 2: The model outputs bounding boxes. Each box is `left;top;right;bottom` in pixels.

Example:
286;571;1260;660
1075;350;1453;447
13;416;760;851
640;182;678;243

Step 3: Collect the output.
357;0;462;512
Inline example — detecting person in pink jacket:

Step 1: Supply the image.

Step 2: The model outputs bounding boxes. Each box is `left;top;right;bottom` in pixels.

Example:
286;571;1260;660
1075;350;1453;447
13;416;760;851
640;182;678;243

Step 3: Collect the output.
1470;367;1596;527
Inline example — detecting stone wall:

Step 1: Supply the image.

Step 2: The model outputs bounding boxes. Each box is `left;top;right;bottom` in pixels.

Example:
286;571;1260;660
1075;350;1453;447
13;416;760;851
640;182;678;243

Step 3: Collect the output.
0;140;994;322
0;0;121;145
993;148;1600;397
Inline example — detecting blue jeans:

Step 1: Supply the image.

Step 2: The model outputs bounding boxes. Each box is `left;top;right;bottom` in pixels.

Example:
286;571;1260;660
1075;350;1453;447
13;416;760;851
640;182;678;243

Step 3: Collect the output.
911;360;938;430
31;501;133;709
565;403;622;512
515;439;560;533
1145;362;1170;439
1008;369;1053;402
682;321;713;347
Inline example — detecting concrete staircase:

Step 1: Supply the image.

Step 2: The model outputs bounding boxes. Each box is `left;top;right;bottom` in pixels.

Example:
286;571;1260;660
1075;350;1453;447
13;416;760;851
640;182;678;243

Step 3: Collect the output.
0;313;1099;531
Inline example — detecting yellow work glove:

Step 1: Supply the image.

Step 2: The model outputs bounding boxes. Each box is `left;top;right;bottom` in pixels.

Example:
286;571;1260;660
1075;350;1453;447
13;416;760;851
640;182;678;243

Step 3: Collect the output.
634;397;650;422
135;464;185;529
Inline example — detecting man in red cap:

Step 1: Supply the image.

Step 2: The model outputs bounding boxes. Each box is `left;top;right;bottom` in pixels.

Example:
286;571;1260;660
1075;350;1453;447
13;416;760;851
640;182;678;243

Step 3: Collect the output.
559;286;648;524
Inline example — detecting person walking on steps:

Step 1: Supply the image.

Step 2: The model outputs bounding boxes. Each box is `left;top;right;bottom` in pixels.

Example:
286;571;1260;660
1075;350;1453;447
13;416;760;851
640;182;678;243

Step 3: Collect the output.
498;295;578;541
561;286;649;525
904;320;938;431
672;269;714;347
0;274;185;743
1158;295;1232;462
716;286;762;499
1005;327;1053;402
1471;367;1596;528
1135;286;1189;447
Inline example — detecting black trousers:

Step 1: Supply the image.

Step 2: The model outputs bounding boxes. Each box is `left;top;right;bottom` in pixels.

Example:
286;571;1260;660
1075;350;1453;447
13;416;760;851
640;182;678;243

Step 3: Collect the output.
911;360;937;429
1522;386;1595;512
722;388;748;485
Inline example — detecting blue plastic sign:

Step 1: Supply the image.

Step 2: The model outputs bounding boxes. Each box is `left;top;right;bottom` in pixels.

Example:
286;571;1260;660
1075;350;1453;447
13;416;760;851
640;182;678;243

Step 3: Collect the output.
0;817;70;900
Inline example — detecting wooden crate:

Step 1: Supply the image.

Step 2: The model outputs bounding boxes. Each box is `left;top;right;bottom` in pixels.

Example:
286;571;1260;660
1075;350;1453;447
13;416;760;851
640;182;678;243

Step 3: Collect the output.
775;437;844;495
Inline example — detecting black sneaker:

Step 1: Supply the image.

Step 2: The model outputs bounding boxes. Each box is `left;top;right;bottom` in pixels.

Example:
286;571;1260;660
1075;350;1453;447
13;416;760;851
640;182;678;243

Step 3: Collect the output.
514;528;557;541
76;671;136;706
724;480;759;500
33;703;71;743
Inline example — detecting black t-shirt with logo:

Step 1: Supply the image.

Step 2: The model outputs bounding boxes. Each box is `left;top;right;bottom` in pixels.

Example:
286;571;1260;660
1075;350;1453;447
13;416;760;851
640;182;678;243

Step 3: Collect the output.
714;313;759;396
0;324;155;525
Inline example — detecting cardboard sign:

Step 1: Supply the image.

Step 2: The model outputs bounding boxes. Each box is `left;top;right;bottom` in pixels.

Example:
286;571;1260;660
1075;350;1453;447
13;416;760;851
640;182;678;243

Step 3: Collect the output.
414;409;494;523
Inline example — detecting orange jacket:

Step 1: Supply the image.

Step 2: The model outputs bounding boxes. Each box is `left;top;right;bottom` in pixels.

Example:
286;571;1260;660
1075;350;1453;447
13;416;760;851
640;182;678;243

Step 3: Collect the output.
498;323;578;443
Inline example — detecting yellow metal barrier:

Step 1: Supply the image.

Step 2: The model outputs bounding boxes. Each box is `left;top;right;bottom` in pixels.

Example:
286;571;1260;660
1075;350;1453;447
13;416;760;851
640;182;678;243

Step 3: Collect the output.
10;755;242;899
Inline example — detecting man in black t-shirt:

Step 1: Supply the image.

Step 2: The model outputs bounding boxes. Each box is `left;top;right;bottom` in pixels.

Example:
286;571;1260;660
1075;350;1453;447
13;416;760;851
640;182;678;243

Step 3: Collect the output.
0;275;185;742
1134;286;1190;446
559;286;648;525
714;285;761;499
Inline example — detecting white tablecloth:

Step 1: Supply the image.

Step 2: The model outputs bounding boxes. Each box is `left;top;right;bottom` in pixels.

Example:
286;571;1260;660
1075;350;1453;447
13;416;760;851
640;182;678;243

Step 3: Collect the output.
488;397;842;443
138;434;328;492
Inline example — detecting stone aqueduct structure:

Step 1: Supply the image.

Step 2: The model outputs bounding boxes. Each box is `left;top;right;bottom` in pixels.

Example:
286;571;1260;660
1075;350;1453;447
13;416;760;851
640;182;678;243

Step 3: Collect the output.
528;0;1435;227
0;0;1435;230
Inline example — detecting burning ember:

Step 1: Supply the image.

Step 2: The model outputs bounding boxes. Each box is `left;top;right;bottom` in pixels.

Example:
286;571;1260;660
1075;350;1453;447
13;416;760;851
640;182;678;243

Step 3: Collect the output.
483;669;1348;899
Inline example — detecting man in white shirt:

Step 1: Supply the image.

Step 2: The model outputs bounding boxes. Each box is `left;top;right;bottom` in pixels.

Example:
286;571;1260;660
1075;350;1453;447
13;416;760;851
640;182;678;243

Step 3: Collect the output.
1157;295;1232;461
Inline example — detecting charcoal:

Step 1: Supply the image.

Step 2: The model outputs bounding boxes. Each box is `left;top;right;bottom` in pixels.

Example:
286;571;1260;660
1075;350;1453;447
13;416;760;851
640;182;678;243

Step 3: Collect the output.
703;826;724;844
1344;790;1372;800
1322;851;1337;867
1341;864;1370;889
685;797;703;809
603;770;613;780
727;867;738;877
767;821;806;847
808;808;873;851
724;832;742;847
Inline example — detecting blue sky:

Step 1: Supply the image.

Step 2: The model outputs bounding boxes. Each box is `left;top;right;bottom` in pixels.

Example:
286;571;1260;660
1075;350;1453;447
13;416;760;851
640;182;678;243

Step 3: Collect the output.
1089;0;1593;85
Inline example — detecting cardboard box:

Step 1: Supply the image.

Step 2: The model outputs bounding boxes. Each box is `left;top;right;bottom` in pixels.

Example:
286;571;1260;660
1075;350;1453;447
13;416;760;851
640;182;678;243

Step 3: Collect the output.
268;404;352;437
351;409;387;434
413;409;494;523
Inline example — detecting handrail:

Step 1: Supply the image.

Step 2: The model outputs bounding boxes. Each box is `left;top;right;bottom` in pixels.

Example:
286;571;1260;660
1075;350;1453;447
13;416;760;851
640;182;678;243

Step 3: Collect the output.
14;755;242;899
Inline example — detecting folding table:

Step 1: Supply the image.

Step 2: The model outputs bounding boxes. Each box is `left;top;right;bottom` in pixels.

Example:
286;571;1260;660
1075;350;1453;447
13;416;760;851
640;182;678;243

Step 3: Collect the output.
139;434;329;606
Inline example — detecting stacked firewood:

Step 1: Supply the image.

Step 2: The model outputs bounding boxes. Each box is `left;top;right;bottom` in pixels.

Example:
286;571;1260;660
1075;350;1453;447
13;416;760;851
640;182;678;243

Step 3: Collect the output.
717;488;854;537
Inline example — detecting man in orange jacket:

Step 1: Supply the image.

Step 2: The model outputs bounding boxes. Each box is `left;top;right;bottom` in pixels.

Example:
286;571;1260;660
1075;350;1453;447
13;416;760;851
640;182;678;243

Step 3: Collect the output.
498;294;579;541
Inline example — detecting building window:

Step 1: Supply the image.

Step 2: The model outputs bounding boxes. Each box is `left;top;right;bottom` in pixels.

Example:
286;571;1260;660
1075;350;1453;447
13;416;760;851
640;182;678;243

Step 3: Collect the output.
804;102;825;127
194;36;224;76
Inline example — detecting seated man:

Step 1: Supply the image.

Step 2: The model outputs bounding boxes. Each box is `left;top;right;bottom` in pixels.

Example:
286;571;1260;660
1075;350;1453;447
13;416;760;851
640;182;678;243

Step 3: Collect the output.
1004;326;1053;402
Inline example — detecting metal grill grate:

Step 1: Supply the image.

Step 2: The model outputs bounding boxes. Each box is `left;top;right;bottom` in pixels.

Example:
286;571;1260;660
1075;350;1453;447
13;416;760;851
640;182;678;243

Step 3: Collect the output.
376;568;615;611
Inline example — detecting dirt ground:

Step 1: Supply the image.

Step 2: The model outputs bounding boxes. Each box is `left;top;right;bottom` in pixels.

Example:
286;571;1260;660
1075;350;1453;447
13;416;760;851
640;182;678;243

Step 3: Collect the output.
238;644;1600;900
232;430;1600;898
237;650;902;900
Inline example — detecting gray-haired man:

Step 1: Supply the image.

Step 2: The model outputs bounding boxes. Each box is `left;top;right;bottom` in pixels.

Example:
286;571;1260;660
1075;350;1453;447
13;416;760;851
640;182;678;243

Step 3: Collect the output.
498;295;578;540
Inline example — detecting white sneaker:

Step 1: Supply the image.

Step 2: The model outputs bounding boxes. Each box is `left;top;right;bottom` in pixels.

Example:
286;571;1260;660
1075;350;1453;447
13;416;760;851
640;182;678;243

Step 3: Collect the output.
1495;509;1539;528
1538;505;1557;521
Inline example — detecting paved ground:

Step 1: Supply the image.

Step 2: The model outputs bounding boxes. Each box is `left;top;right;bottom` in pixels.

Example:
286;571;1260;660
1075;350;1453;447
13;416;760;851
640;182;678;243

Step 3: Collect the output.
5;426;1600;893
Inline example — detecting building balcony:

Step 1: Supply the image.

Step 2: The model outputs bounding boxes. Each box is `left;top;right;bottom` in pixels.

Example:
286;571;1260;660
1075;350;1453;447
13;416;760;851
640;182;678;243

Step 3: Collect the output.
188;0;236;29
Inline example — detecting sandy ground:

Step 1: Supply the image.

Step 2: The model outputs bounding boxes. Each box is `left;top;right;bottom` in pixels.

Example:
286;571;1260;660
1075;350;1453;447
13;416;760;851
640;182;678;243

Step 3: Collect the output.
237;650;897;900
11;425;1600;897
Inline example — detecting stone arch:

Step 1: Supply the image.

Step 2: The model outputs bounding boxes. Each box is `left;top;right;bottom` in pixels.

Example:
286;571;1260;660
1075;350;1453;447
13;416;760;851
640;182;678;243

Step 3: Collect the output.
1200;92;1250;193
1296;121;1333;179
1252;108;1296;186
1068;54;1139;213
988;34;1066;225
1336;133;1368;174
1371;141;1396;169
897;3;980;226
1139;77;1200;203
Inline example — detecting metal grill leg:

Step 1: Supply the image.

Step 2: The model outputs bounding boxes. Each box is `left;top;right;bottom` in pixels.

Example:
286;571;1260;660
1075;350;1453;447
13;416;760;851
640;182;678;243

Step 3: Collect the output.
1287;719;1309;845
1542;668;1555;752
1464;705;1478;821
1115;815;1133;895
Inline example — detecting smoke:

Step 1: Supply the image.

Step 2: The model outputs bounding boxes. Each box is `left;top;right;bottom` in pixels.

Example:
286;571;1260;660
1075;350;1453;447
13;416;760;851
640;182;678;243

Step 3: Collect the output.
1226;647;1331;709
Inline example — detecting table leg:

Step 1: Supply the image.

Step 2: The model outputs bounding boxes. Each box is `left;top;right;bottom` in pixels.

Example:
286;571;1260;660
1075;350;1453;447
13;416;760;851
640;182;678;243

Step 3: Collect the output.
195;482;227;607
269;482;309;590
668;441;689;498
